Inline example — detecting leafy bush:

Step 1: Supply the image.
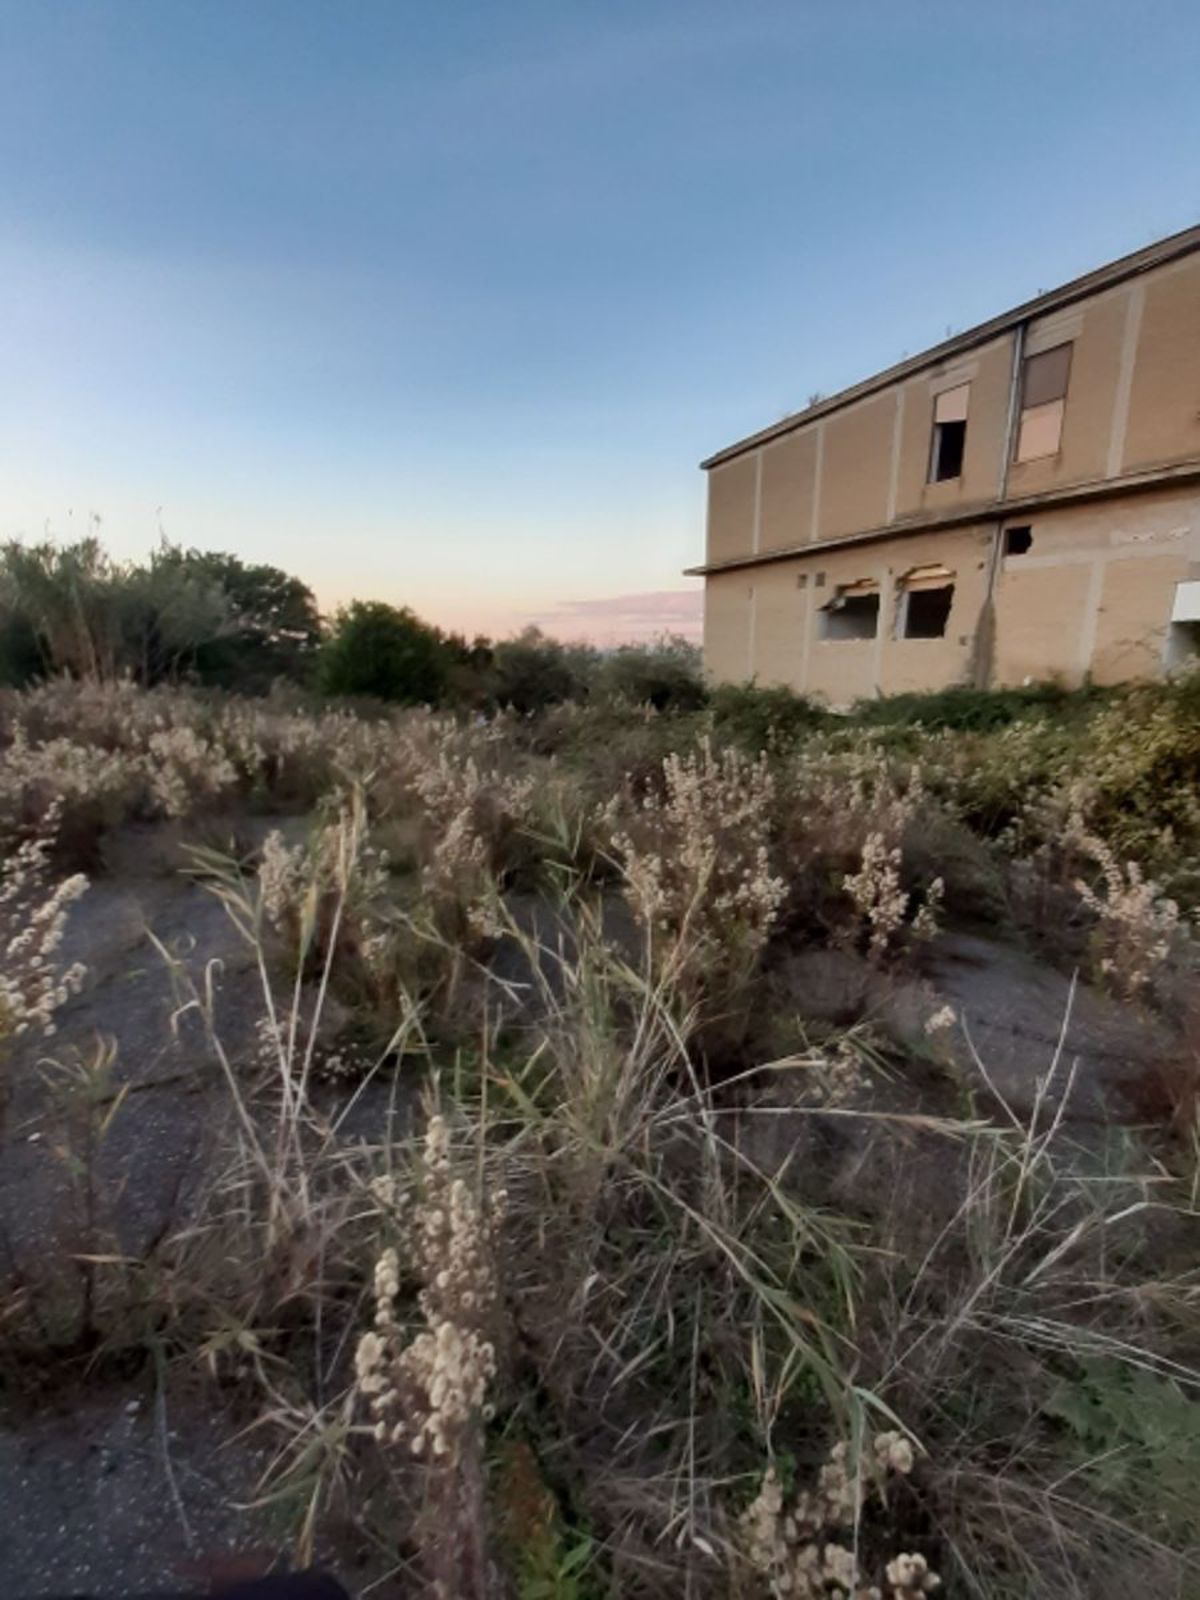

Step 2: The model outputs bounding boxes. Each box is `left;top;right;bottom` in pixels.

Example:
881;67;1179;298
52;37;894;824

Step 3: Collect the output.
488;628;595;713
0;609;43;688
0;535;321;692
1078;674;1200;873
319;600;449;704
176;549;322;691
709;681;831;750
595;636;707;711
849;680;1099;733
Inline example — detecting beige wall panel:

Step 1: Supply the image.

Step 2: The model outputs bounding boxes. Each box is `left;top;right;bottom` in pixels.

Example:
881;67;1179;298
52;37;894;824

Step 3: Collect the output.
754;565;807;687
1090;553;1189;683
993;564;1093;687
745;526;994;703
707;456;757;565
760;430;817;553
892;338;1012;522
818;395;893;540
704;492;1200;694
804;636;877;705
877;525;992;693
1001;483;1199;562
992;488;1199;684
702;572;750;684
1008;289;1129;499
800;542;887;703
1123;257;1200;470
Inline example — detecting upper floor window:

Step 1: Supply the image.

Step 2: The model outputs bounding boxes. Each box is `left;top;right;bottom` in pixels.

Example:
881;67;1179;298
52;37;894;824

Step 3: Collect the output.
1015;344;1072;462
929;383;969;481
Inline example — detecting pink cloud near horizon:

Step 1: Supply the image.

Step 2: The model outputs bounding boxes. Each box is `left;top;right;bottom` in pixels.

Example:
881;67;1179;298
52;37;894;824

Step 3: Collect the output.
527;588;703;645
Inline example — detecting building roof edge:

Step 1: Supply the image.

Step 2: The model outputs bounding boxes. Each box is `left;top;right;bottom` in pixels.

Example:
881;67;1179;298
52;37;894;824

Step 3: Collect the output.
700;223;1200;471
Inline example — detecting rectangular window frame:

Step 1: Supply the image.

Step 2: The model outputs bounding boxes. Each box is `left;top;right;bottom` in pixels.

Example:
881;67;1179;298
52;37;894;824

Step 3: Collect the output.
928;383;970;483
1015;344;1072;463
818;580;881;642
894;565;956;641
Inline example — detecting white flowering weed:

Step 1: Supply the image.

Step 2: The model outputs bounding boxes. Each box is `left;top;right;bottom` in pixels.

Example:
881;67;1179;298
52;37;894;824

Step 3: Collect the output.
0;819;88;1049
739;1433;933;1600
356;1114;504;1466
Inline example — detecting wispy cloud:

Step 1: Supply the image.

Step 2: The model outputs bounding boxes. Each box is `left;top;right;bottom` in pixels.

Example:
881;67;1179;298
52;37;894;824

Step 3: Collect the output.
527;588;702;645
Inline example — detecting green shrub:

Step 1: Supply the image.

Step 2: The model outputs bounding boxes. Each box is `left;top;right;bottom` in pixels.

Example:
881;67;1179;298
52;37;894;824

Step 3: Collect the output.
709;681;831;751
1044;1359;1200;1540
596;635;707;711
0;535;322;692
1080;673;1200;876
318;600;448;704
489;628;595;714
849;680;1101;733
0;609;42;687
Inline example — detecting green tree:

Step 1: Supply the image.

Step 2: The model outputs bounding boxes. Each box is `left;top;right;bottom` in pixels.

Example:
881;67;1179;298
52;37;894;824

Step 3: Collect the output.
0;536;129;681
490;628;595;713
116;546;232;685
175;549;321;690
0;536;322;691
597;636;707;711
318;601;449;704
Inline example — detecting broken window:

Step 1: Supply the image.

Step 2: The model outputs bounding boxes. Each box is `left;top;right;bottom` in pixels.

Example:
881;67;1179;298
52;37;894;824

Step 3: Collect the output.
819;579;880;641
1015;344;1071;462
896;565;955;639
1004;524;1033;556
928;383;969;481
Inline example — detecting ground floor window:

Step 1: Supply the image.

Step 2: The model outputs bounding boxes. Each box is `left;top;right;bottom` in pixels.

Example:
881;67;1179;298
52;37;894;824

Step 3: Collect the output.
896;565;955;639
1004;524;1033;556
819;581;880;640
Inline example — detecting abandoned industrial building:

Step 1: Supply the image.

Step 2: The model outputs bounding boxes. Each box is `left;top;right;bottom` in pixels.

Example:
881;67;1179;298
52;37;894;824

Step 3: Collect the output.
690;225;1200;700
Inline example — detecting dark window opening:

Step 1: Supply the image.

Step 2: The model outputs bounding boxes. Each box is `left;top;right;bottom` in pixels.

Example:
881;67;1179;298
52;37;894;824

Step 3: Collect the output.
929;383;969;482
901;585;955;639
1004;525;1033;556
820;591;880;641
931;419;966;480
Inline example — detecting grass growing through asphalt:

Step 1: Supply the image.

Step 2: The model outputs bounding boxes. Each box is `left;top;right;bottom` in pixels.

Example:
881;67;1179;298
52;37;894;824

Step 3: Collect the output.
0;674;1198;1596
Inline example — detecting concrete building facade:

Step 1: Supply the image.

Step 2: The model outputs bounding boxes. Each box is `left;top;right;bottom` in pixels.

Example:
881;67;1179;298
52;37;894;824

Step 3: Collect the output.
690;227;1200;701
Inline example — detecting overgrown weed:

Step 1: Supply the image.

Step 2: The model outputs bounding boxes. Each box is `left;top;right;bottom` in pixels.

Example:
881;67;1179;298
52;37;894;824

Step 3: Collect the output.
0;675;1198;1597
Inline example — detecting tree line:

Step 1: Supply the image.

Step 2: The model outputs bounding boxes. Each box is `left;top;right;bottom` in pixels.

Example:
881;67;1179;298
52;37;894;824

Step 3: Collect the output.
0;536;706;712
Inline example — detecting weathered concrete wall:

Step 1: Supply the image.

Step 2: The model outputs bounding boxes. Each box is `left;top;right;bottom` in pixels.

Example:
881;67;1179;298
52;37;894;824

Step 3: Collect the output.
804;525;990;703
706;455;757;565
704;489;1200;699
1123;255;1200;471
751;564;809;686
992;485;1200;687
703;526;990;703
818;392;894;541
701;238;1200;695
760;428;819;553
892;336;1013;523
703;240;1200;556
702;570;751;683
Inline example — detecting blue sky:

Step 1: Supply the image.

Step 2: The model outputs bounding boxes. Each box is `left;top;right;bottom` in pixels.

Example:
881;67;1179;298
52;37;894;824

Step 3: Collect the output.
2;2;1198;639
